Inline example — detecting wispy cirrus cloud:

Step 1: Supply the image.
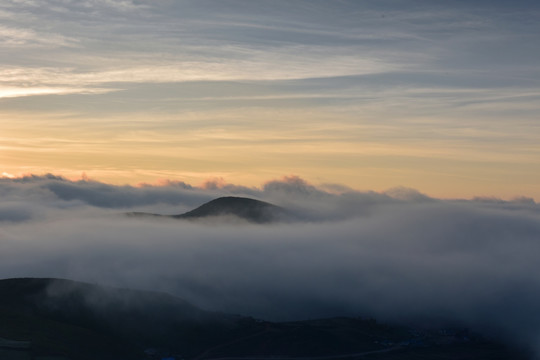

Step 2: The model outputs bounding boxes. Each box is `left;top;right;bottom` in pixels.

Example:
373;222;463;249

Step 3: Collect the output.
0;48;396;86
0;25;77;47
0;86;116;99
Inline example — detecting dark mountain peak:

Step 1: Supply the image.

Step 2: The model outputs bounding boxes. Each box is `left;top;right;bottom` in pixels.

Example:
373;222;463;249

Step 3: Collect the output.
174;196;285;223
129;196;288;223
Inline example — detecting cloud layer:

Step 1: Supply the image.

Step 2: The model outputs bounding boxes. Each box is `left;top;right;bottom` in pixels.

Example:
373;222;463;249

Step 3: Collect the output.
1;174;540;354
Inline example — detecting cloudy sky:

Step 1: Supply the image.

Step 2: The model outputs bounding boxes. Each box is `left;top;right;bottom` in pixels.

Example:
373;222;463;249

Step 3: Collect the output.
2;2;540;353
1;0;540;198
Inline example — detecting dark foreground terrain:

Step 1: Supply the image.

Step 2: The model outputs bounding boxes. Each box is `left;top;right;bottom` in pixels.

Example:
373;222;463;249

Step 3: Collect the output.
0;278;530;360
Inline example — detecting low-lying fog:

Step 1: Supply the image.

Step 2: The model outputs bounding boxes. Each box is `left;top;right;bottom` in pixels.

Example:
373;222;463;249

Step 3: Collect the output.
1;174;540;354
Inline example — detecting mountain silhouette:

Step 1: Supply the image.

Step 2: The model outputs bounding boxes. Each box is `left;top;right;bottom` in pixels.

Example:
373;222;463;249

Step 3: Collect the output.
129;196;288;223
173;196;285;222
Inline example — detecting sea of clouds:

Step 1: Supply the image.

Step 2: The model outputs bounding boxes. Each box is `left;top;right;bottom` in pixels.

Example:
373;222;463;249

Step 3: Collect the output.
1;174;540;354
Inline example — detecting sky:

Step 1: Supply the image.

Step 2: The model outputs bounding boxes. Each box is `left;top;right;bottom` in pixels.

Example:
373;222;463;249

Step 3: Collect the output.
1;0;540;198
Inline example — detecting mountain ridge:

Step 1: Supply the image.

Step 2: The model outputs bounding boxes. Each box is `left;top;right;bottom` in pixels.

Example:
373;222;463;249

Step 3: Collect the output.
0;278;529;360
128;196;288;223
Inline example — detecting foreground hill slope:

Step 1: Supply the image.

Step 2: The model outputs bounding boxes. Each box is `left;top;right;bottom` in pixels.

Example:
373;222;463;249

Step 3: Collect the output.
0;278;530;360
0;278;235;359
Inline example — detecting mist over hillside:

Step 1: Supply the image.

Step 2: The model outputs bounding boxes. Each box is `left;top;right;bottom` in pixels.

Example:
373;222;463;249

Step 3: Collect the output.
2;278;526;360
1;174;540;356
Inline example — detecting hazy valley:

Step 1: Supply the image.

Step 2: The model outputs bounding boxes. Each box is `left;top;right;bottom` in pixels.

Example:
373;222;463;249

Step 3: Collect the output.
1;175;539;359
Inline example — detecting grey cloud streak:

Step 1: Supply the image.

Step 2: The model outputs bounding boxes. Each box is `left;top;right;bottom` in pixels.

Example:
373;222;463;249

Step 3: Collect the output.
1;175;540;354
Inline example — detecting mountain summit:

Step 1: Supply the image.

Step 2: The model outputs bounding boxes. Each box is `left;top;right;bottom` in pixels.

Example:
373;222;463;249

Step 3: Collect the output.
172;196;285;223
129;196;287;223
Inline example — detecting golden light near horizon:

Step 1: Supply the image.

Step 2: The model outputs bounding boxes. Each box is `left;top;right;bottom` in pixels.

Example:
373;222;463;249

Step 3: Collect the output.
1;1;540;200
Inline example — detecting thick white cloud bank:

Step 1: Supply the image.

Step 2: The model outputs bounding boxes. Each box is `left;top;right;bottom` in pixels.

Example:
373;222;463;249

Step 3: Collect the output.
1;174;540;354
